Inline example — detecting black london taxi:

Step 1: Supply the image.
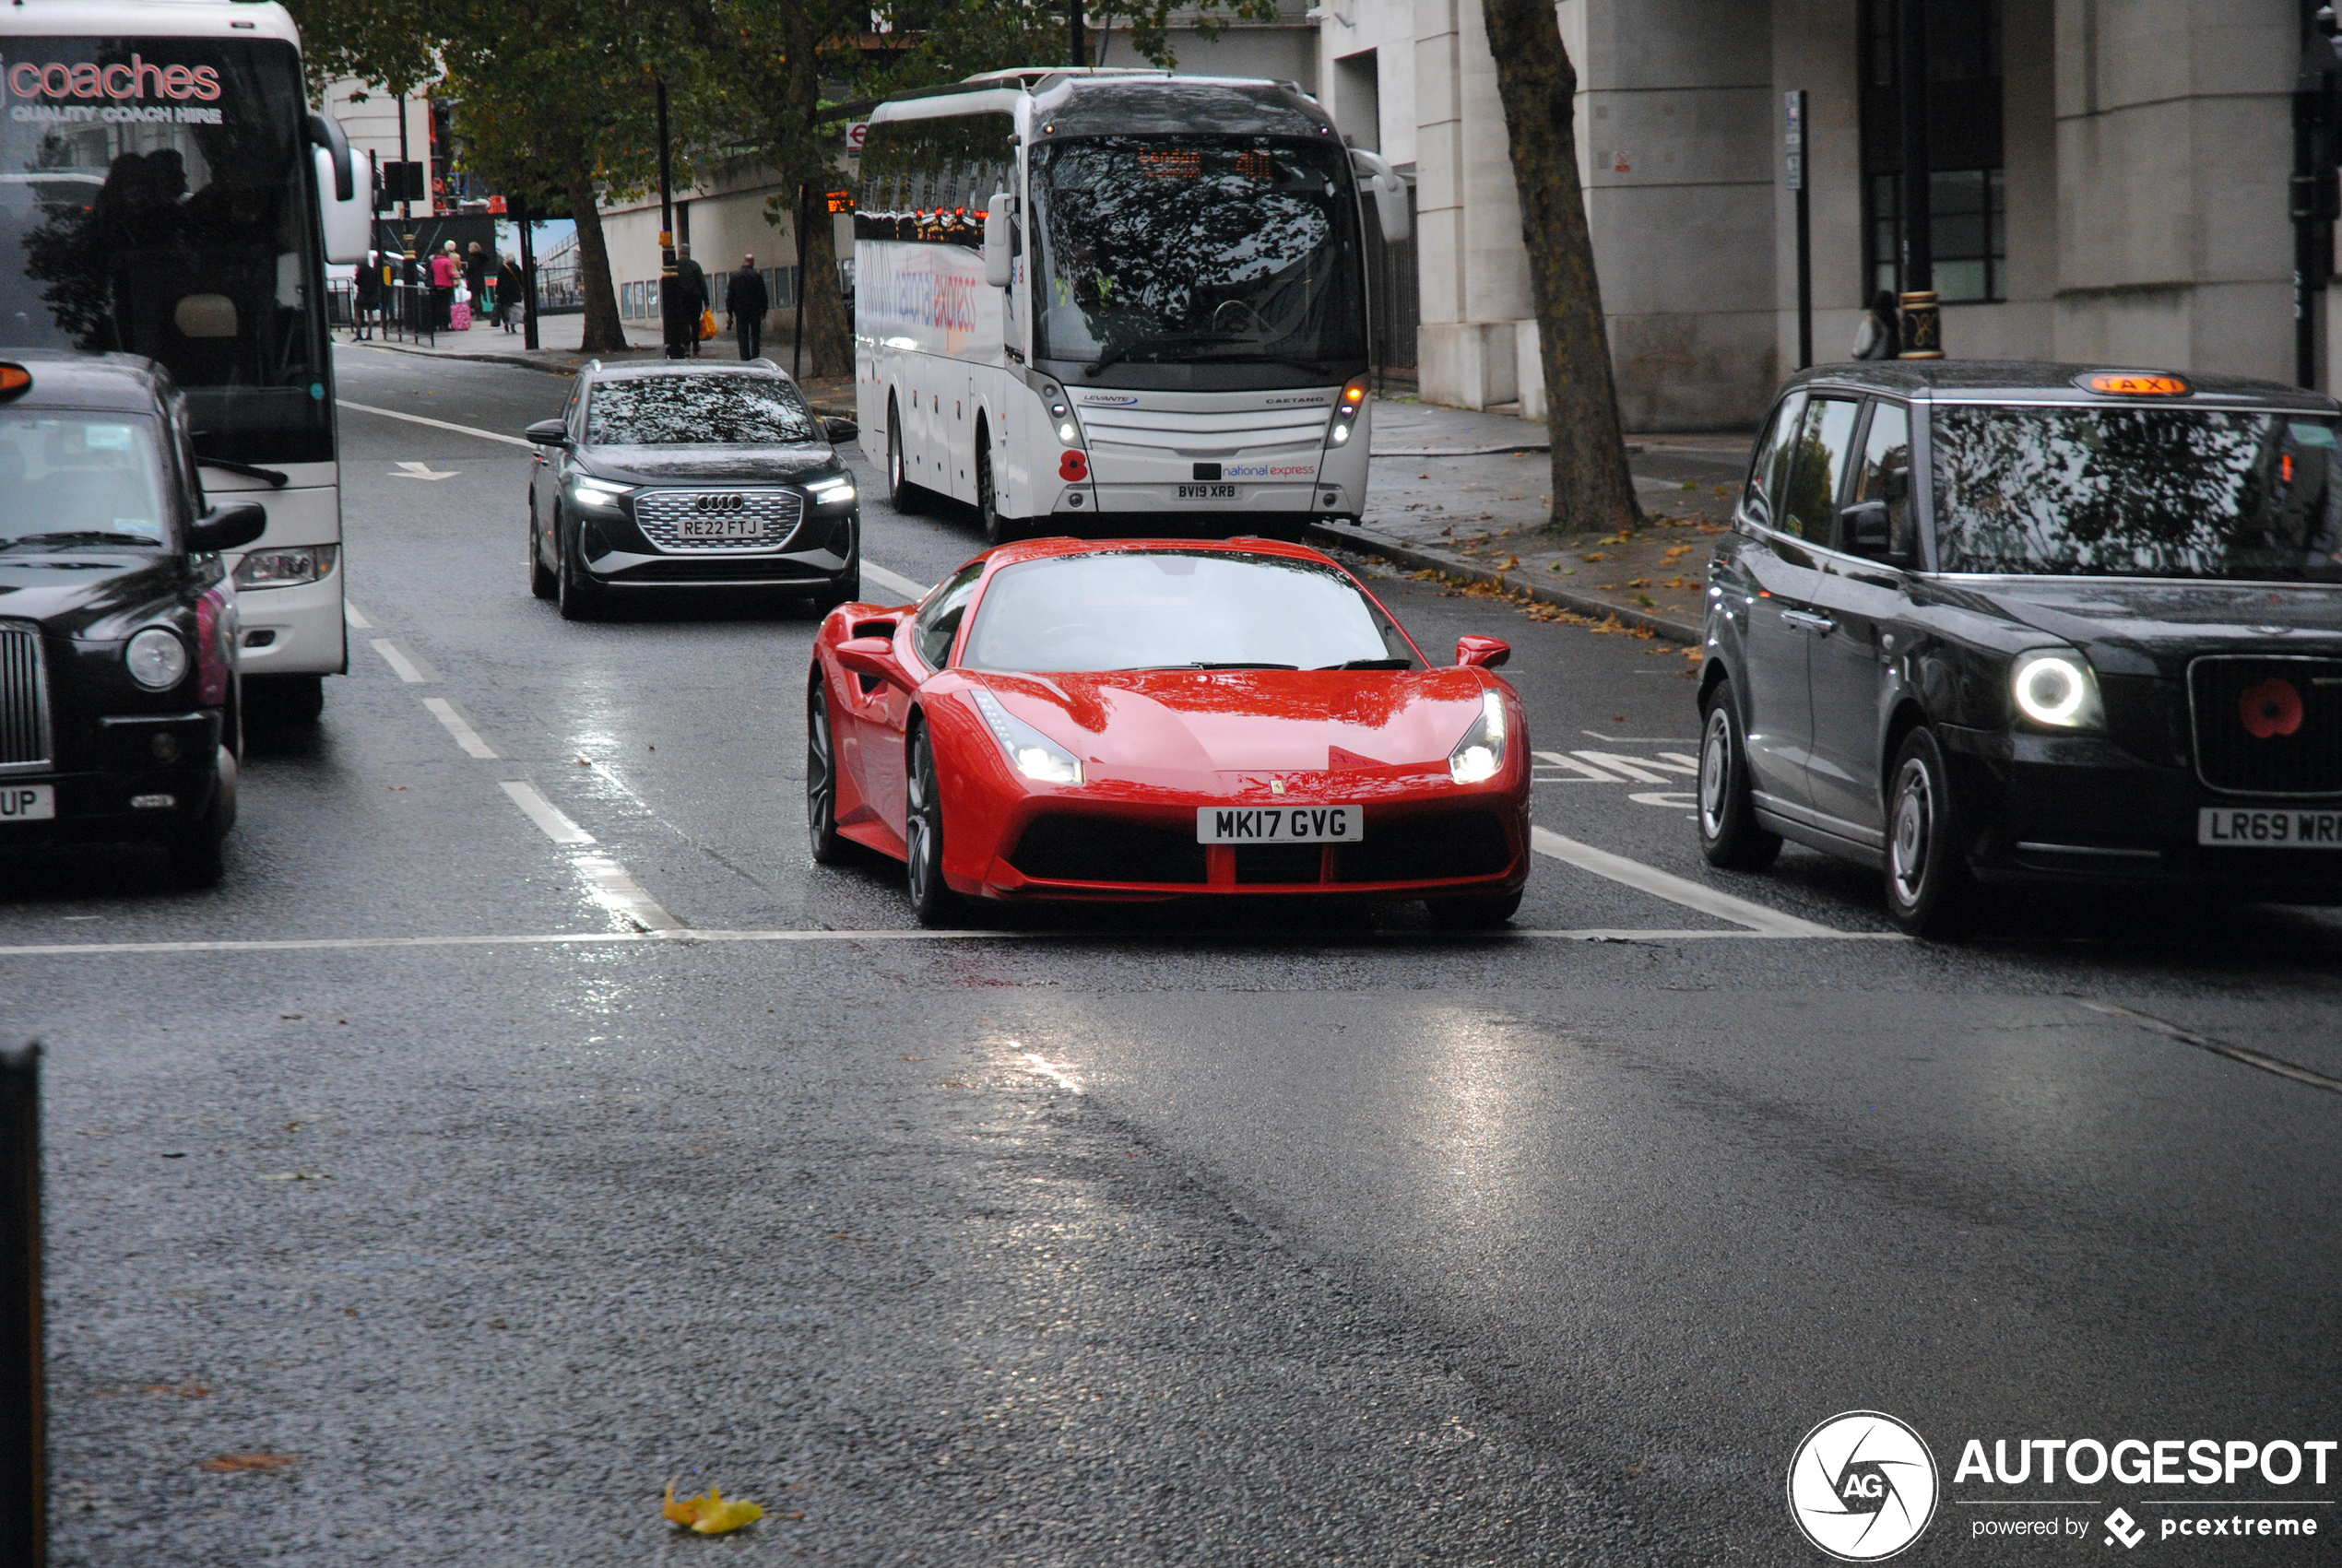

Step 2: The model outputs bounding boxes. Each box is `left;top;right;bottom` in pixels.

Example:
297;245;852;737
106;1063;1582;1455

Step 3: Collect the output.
1697;360;2342;935
0;352;265;886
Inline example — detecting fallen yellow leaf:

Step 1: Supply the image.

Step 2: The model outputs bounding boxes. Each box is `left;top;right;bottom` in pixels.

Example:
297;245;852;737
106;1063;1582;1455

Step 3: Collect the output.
666;1480;764;1535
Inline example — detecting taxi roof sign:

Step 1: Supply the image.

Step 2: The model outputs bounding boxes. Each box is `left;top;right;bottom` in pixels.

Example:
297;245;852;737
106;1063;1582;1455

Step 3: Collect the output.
2078;371;2191;397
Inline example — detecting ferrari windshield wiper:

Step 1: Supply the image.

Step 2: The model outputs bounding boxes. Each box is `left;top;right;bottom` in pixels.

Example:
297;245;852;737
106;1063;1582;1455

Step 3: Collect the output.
4;531;161;549
1140;661;1299;670
1316;657;1413;670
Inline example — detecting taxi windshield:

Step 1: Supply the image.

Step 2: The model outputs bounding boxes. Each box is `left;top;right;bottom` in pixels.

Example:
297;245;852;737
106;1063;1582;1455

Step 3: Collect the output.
586;375;817;445
0;410;169;547
962;551;1416;672
1931;405;2342;581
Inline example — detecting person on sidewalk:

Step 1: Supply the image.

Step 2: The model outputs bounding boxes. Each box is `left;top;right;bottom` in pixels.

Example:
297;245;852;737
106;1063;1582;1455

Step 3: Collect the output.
430;242;459;332
1851;290;1899;360
497;257;525;334
727;254;768;361
353;251;380;340
464;242;491;322
670;242;709;359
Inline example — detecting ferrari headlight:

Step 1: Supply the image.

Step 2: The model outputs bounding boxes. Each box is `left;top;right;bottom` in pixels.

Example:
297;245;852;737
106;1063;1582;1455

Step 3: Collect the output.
126;627;189;690
2011;649;2103;729
569;477;633;511
1448;690;1508;784
807;476;856;507
970;688;1084;785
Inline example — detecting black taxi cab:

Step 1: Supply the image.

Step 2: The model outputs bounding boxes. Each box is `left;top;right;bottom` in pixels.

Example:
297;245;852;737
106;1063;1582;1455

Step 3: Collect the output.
0;353;265;886
1696;361;2342;935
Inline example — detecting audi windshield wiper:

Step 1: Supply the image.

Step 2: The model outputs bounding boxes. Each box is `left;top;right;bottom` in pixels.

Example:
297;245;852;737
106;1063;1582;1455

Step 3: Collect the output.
4;531;161;549
1316;657;1413;670
196;455;290;488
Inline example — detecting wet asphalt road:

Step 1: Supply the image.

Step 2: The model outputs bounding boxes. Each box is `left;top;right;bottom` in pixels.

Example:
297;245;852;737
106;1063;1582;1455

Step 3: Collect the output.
5;345;2339;1566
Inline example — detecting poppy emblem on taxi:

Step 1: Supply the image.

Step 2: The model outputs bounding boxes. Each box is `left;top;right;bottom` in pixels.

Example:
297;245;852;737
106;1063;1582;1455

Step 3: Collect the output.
2240;677;2304;739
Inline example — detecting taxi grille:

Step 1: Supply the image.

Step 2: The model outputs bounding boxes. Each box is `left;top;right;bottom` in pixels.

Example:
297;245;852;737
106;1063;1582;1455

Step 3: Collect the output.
0;621;51;772
633;489;804;551
2190;656;2342;796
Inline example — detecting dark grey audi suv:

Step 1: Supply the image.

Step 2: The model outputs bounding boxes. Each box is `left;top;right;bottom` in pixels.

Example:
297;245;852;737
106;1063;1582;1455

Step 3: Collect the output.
524;360;861;619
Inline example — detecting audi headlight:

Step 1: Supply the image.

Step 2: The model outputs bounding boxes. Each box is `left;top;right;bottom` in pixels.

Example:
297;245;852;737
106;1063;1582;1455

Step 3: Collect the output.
1448;690;1508;784
233;543;337;589
125;627;189;690
807;476;856;507
970;688;1084;785
2011;649;2103;729
569;477;633;511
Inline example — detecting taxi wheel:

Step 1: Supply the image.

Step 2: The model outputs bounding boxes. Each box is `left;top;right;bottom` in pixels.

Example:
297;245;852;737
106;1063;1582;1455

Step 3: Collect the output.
528;509;556;599
905;721;957;925
1426;890;1523;930
164;753;231;890
1697;679;1782;871
807;681;848;866
1884;727;1973;937
556;513;601;622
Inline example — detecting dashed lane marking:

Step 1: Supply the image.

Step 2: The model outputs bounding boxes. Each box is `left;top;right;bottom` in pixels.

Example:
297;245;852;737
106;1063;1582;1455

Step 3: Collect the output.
497;780;684;931
1018;1050;1085;1093
2076;999;2342;1095
499;780;595;844
371;639;432;683
421;698;497;759
1530;826;1846;937
343;600;373;629
862;561;929;603
337;399;534;448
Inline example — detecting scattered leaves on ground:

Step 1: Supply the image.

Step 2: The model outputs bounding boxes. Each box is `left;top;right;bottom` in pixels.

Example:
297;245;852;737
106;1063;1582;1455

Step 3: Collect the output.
202;1454;297;1473
666;1482;764;1535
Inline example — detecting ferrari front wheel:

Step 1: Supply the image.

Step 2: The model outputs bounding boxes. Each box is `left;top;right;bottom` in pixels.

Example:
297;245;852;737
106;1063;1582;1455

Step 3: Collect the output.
807;681;846;866
905;721;956;925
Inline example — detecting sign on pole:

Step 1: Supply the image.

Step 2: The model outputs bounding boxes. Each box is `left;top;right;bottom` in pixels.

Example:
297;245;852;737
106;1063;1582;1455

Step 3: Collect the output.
1783;90;1805;192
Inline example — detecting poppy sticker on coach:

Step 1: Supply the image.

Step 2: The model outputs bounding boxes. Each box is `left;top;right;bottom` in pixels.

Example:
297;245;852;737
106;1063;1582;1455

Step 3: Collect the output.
1059;450;1088;482
2077;371;2190;397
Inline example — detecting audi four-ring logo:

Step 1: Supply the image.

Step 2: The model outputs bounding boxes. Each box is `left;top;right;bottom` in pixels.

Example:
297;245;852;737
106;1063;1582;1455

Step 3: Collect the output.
692;493;747;513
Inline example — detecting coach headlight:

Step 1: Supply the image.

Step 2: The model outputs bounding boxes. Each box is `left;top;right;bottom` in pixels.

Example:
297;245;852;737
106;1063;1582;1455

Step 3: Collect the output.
1448;690;1508;784
2011;649;2104;730
568;477;633;512
970;688;1084;785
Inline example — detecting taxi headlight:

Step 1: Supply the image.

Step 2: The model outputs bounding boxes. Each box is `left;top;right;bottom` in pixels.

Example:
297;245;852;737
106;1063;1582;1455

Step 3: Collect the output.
1448;690;1508;784
125;627;189;690
2011;650;2104;729
970;688;1084;785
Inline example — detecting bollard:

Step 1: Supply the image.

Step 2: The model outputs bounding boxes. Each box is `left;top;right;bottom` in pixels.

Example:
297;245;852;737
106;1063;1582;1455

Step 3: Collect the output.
0;1041;43;1568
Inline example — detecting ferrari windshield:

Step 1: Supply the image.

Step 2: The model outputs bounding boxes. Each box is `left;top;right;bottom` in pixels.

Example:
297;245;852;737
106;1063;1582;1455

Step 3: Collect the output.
0;38;329;466
1932;406;2342;580
962;551;1416;673
586;375;818;445
0;410;169;547
1029;136;1367;373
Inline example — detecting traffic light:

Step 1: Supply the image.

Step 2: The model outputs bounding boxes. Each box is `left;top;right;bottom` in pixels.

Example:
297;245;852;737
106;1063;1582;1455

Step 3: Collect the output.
2292;13;2341;243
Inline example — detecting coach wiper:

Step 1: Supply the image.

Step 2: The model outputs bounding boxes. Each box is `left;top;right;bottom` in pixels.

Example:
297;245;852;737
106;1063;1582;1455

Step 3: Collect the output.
1084;335;1328;378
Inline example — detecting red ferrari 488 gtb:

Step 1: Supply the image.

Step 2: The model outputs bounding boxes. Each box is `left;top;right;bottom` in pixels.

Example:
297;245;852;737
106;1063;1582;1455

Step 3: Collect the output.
806;537;1531;926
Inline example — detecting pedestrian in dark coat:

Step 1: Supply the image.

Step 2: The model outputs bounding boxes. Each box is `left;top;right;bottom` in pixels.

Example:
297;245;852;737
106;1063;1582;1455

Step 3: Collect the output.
497;258;525;333
1852;290;1900;360
353;251;380;339
671;242;709;358
727;254;769;361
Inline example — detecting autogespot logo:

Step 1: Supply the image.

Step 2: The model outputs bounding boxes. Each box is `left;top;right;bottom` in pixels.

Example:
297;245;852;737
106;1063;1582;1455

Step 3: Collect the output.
1788;1411;1941;1562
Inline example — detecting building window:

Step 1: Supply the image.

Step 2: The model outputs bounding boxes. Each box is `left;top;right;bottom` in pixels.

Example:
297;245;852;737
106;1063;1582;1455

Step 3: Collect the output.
1859;0;2004;304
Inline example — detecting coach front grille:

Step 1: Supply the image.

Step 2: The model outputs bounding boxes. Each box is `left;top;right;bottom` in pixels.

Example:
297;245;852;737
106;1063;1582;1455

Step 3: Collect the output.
2188;656;2342;796
633;489;805;552
0;621;52;774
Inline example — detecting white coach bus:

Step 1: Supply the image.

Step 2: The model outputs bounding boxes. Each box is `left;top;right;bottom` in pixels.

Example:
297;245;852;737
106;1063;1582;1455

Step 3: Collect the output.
854;68;1409;544
0;2;370;718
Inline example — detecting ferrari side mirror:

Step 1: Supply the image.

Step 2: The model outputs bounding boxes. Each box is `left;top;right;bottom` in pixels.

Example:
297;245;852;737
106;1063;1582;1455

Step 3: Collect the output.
1456;634;1511;669
835;635;915;690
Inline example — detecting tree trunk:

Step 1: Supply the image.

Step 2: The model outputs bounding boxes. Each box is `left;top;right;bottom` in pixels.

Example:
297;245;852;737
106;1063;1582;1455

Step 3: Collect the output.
800;210;852;379
565;171;628;355
1481;0;1640;536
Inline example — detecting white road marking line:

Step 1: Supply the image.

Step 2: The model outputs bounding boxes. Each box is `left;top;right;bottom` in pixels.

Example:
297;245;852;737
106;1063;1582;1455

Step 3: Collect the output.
421;698;497;759
392;460;459;481
500;780;595;844
1584;731;1698;743
336;399;534;448
1019;1050;1085;1093
2076;999;2342;1095
1572;749;1696;784
861;561;929;603
1626;791;1698;809
0;926;1904;960
343;600;373;629
1530;826;1841;937
372;639;431;683
1658;752;1701;771
1533;749;1632;782
574;853;687;932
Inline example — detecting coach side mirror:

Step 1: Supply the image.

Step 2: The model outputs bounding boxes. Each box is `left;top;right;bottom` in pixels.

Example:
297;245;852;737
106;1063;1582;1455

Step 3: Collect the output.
1350;148;1410;242
187;500;267;555
1839;501;1891;556
835;635;916;690
822;416;859;444
524;419;570;447
982;193;1014;289
1456;634;1510;669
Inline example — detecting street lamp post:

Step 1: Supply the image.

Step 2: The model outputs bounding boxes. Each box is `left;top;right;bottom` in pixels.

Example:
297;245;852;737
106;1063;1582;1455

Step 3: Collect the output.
1070;0;1087;67
1897;0;1942;358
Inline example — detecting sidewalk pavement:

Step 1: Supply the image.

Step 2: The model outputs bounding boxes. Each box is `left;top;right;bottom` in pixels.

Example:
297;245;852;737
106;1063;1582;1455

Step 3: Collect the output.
336;318;858;411
1307;395;1753;648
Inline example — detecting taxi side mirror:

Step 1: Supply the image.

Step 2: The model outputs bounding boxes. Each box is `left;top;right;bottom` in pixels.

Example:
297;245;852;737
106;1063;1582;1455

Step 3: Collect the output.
187;500;266;554
835;635;916;690
524;419;570;447
1456;634;1511;669
1839;501;1891;555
